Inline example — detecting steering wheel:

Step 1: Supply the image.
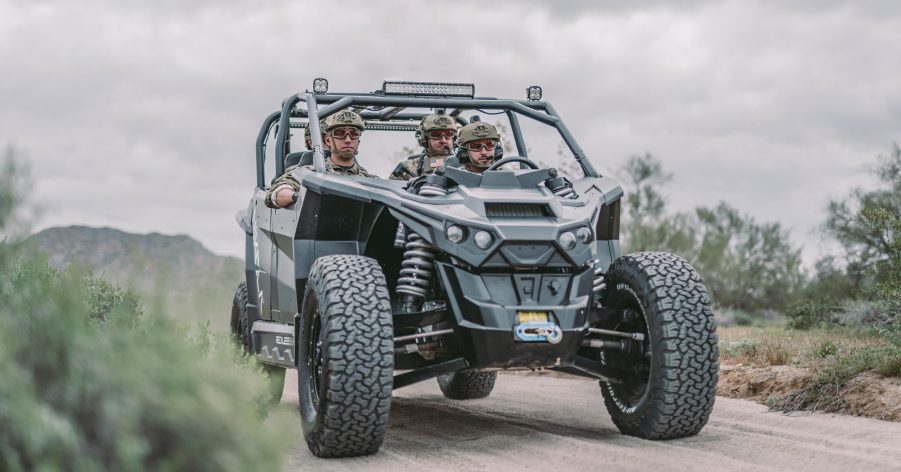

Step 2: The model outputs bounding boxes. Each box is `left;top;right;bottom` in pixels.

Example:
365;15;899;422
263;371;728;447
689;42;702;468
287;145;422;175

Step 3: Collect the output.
488;156;539;171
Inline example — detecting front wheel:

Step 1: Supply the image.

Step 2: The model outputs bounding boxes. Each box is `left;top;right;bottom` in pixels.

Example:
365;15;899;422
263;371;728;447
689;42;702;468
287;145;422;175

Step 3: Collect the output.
297;255;394;458
599;252;718;439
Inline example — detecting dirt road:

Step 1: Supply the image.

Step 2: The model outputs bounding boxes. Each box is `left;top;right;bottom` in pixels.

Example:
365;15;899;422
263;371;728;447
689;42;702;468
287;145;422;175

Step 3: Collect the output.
278;371;901;471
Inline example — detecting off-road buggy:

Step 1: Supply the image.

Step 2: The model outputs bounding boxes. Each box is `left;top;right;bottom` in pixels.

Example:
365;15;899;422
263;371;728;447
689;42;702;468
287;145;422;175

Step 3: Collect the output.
231;80;718;458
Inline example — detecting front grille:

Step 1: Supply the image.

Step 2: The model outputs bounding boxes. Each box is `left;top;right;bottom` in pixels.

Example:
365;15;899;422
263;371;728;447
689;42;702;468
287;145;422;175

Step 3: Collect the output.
485;203;552;218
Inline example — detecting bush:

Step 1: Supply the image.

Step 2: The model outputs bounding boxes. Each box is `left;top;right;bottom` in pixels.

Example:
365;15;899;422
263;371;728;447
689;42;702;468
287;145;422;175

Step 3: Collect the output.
722;339;758;359
876;354;901;377
0;251;285;471
770;342;901;414
836;299;897;328
785;297;843;330
814;340;838;358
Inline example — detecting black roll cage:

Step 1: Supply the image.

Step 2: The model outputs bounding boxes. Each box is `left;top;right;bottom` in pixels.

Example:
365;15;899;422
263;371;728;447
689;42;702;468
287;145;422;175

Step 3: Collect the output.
254;90;598;188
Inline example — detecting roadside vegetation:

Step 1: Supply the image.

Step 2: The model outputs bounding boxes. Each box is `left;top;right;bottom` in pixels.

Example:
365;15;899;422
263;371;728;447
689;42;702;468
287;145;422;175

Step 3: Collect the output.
620;146;900;417
0;151;287;471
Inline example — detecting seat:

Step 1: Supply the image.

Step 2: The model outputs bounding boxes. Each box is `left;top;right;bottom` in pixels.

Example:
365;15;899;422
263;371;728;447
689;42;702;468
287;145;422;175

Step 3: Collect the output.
285;150;327;169
285;151;310;168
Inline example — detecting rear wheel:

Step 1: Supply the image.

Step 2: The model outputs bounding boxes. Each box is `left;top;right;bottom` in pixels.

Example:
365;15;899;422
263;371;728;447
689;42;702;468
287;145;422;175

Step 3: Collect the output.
599;252;718;439
297;255;394;458
437;370;497;400
231;282;285;407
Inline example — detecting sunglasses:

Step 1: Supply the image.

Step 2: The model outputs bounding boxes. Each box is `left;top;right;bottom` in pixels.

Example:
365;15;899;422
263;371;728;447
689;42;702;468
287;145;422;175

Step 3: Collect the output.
427;129;455;140
331;128;361;140
466;141;496;152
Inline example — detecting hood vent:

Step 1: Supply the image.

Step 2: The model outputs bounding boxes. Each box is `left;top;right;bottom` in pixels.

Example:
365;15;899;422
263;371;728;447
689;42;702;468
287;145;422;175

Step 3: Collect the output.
485;202;552;218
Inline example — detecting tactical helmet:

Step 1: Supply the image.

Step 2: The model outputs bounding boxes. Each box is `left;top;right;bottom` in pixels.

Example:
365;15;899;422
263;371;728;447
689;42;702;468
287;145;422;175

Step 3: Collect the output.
456;121;503;169
416;113;457;147
303;120;328;149
457;121;500;146
323;110;366;133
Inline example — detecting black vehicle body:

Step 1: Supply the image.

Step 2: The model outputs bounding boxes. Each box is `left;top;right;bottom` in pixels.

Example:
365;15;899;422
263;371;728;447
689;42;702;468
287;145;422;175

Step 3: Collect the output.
232;81;718;457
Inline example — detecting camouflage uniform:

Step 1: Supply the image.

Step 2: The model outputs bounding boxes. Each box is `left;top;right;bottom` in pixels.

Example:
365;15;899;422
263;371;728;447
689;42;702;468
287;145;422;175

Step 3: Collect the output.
264;161;373;208
391;154;422;181
265;110;373;208
390;113;456;181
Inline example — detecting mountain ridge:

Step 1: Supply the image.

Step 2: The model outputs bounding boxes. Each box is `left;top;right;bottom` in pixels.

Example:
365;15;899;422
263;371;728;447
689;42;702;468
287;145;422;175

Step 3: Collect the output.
27;225;243;329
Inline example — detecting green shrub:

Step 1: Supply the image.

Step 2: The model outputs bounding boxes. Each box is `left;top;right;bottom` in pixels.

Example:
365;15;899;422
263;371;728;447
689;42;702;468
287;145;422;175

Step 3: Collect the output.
0;253;285;471
722;339;758;359
814;340;838;358
785;297;842;330
85;275;144;326
876;353;901;377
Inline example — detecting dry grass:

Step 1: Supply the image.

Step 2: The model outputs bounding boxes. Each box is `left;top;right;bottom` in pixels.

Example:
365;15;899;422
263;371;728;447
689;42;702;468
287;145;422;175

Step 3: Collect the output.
719;326;885;368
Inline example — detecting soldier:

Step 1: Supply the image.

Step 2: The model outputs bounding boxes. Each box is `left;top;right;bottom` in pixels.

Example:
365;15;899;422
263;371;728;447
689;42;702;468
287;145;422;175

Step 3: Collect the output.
456;121;503;174
390;112;457;180
266;110;372;208
301;119;327;150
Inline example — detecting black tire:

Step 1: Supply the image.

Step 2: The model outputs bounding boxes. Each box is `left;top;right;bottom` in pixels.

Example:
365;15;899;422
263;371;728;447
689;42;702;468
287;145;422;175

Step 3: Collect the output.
599;252;718;439
231;282;286;407
437;370;497;400
297;255;394;458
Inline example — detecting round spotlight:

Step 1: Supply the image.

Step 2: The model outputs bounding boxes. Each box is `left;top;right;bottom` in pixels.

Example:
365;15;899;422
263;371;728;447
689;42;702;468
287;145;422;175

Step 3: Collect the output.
446;225;466;243
559;231;576;250
576;227;593;243
474;231;493;249
527;85;542;101
312;78;328;94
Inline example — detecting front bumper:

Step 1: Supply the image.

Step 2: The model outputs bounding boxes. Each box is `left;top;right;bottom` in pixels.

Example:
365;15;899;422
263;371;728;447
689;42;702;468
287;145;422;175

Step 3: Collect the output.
435;262;593;369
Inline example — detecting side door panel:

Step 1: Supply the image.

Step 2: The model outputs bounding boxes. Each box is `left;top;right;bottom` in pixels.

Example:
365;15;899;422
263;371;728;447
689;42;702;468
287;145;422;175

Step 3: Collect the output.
252;190;274;320
272;200;300;323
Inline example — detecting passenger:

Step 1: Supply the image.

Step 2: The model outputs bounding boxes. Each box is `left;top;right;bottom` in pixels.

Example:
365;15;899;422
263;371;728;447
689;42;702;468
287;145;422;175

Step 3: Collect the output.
390;112;457;180
303;125;313;150
266;110;373;209
455;121;503;174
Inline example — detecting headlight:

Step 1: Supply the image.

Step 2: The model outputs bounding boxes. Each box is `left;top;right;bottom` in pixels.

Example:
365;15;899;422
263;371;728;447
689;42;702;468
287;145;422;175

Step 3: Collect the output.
559;231;576;250
576;227;593;243
474;231;493;249
446;225;466;243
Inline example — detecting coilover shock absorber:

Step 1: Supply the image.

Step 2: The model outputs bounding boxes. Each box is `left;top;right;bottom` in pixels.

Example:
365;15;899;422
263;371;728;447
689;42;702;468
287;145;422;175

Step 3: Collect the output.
396;232;437;312
593;265;606;298
395;174;449;312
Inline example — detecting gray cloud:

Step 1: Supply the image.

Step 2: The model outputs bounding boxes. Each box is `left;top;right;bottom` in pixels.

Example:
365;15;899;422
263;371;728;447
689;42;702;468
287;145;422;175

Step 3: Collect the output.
2;0;899;265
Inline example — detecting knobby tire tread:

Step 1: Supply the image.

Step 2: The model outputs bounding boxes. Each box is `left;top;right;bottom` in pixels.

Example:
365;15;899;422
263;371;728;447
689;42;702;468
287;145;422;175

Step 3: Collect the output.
601;252;719;439
301;256;394;458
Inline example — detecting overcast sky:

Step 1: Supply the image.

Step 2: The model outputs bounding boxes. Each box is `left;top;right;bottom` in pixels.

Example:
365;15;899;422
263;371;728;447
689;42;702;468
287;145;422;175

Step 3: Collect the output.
3;0;899;266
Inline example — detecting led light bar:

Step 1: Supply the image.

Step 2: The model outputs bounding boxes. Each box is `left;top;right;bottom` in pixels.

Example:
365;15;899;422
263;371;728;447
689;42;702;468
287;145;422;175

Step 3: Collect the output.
382;81;475;97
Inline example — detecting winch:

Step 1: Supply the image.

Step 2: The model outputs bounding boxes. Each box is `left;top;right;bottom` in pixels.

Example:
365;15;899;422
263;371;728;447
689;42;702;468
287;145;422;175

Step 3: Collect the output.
514;320;563;344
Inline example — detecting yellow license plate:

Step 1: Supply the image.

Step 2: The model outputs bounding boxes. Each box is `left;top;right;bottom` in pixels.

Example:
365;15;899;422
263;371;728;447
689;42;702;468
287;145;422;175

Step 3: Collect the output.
516;311;549;324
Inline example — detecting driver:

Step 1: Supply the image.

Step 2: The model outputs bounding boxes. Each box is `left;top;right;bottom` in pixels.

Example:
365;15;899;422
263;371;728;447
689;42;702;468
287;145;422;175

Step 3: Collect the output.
456;121;503;174
266;110;373;208
390;112;457;180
